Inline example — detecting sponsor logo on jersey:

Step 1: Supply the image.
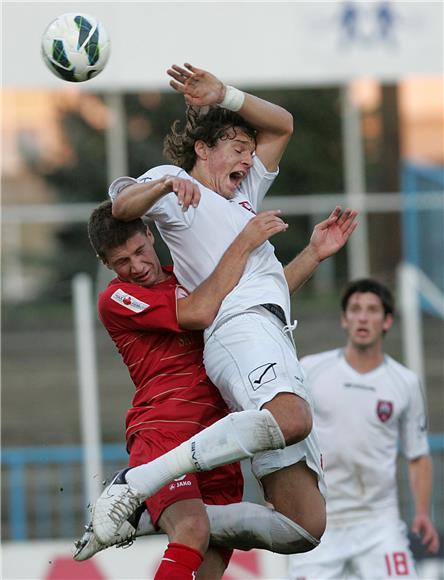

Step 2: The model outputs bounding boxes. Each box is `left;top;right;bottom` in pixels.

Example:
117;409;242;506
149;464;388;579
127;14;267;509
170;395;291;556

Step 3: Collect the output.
238;200;256;214
110;289;149;313
178;333;195;347
249;362;277;390
344;382;376;391
376;399;393;422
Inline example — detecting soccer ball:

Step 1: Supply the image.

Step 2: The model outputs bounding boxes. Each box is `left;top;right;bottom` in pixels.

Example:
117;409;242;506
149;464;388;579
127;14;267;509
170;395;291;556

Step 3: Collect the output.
41;13;110;82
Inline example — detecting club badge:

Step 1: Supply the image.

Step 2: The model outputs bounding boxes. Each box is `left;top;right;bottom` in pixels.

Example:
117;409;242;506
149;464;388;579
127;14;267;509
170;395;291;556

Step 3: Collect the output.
376;400;393;423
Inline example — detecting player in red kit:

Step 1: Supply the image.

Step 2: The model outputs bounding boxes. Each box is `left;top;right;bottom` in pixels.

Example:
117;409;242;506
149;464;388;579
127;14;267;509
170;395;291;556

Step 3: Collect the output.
83;199;289;579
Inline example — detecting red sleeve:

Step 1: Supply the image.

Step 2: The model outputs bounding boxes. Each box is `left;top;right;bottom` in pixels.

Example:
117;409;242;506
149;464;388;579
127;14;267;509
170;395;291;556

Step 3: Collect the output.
98;282;182;334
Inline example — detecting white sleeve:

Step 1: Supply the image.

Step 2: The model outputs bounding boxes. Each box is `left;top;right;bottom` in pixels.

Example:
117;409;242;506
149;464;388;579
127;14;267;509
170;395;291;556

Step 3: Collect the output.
399;375;430;459
108;166;195;229
147;193;196;229
108;176;137;201
239;155;279;211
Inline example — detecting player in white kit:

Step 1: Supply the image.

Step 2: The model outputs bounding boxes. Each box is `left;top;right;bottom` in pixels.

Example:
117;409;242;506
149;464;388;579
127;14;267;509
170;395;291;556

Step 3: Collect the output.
92;62;357;550
288;278;439;579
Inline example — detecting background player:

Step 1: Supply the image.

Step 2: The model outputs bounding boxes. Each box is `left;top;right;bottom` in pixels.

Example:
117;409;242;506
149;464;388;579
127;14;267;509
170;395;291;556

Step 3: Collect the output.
288;278;439;579
86;200;289;579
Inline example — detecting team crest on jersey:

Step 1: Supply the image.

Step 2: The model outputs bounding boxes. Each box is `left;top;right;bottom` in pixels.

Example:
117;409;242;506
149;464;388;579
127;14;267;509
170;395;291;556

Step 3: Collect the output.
111;288;149;313
376;400;393;423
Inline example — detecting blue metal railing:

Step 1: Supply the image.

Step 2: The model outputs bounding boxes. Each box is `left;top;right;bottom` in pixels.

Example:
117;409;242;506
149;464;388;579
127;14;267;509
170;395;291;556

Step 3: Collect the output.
401;162;444;315
2;444;127;541
2;436;443;541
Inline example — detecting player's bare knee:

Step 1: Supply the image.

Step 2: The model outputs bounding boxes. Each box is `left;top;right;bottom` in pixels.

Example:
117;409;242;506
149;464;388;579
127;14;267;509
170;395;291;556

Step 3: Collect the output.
304;515;326;543
281;508;325;550
284;498;326;544
264;394;312;445
288;405;312;444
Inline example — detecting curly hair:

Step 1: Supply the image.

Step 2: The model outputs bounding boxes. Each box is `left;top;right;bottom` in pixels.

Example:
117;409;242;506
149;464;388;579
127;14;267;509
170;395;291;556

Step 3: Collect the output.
88;200;147;261
163;106;257;172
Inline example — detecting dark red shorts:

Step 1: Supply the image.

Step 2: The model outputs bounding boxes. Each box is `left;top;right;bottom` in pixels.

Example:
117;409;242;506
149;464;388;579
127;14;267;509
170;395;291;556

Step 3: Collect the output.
128;429;244;527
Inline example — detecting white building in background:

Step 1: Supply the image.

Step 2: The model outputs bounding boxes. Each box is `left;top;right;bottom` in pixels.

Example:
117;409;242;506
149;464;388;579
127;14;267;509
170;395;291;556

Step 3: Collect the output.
2;1;443;300
3;2;443;89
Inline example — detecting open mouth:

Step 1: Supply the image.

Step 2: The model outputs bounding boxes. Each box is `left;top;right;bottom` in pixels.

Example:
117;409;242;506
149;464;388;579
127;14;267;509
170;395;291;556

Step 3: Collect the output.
229;170;246;187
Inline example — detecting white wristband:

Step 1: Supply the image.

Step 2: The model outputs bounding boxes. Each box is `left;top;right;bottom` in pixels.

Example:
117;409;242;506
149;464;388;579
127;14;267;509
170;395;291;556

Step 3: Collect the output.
219;85;245;112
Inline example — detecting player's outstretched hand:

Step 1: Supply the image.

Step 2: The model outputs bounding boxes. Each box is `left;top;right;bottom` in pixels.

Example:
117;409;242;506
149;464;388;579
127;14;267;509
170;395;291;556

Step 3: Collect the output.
412;513;440;554
162;175;201;211
167;63;225;107
238;210;288;252
309;206;358;261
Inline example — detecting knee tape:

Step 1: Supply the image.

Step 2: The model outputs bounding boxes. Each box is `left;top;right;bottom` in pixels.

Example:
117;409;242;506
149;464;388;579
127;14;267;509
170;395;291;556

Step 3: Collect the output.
206;502;319;554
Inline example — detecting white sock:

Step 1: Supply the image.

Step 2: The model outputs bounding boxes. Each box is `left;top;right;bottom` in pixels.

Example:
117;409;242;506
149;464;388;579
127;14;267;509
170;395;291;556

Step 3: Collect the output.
206;502;319;554
134;501;318;554
126;409;284;497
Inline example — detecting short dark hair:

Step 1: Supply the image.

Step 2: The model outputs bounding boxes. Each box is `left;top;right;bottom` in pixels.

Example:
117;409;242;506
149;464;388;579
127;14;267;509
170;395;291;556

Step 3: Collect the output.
88;200;147;261
340;278;395;316
163;105;257;172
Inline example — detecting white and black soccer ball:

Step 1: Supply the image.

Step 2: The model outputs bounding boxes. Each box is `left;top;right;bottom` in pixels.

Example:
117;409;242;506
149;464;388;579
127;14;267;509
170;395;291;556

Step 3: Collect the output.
41;13;110;82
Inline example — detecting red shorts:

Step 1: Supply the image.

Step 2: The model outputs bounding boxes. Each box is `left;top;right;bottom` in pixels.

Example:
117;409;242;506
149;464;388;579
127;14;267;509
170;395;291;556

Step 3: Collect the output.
128;429;244;527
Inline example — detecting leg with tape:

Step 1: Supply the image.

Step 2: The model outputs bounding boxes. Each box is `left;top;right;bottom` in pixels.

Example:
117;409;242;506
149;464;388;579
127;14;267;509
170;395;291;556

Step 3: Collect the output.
93;409;285;543
207;502;319;554
75;500;318;561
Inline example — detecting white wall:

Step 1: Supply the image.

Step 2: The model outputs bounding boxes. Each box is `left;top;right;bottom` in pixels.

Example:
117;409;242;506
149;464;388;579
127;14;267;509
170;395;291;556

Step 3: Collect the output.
2;539;288;579
2;540;443;579
3;1;443;90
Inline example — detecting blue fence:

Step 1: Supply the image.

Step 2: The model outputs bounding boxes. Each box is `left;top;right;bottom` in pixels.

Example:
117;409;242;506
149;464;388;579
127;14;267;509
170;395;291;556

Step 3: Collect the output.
2;444;127;541
2;436;444;541
401;162;444;315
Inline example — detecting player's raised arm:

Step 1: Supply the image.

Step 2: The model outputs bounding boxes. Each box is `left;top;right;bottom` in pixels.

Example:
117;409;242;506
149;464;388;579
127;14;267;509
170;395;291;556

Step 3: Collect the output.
284;207;358;293
177;210;288;330
112;174;201;221
167;63;293;171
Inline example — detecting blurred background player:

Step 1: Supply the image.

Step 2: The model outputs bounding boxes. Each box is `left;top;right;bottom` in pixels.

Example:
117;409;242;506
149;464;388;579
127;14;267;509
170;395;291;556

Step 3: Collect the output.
86;200;288;579
288;278;439;580
77;202;357;572
93;62;357;550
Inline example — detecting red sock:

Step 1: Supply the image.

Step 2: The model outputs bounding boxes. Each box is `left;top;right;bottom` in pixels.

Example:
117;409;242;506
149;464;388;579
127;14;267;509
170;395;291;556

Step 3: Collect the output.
154;542;204;580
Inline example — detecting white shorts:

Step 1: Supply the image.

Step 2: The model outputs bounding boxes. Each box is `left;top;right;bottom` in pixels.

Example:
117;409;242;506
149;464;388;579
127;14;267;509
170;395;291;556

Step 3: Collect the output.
288;516;418;579
204;308;325;495
204;307;308;412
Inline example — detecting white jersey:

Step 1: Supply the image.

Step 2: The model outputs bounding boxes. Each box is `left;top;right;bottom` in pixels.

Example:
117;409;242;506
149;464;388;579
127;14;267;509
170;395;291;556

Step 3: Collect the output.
301;349;429;526
109;157;291;335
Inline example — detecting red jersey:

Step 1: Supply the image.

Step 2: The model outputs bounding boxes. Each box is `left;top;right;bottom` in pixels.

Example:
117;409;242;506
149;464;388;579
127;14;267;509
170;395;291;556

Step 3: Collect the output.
98;267;230;443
